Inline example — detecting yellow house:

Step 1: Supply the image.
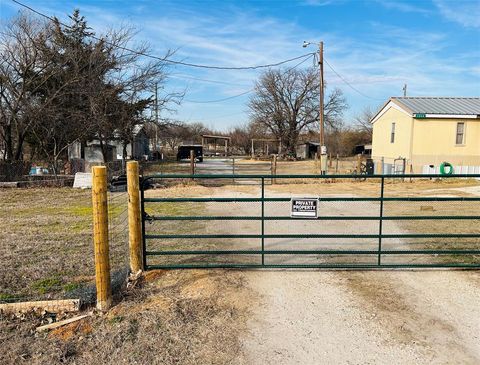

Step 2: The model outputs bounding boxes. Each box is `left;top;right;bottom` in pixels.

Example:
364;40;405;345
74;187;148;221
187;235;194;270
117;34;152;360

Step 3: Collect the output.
371;97;480;173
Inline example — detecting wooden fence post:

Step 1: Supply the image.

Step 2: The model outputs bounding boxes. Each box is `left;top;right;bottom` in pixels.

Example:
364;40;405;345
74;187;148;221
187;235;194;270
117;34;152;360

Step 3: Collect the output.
190;150;195;178
356;154;362;171
127;161;143;273
92;166;112;311
271;155;277;184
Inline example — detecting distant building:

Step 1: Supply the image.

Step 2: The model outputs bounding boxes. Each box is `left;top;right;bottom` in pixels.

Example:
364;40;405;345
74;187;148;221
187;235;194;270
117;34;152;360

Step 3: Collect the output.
371;97;480;173
354;144;372;155
111;125;150;160
296;142;320;159
68;124;151;167
201;135;231;156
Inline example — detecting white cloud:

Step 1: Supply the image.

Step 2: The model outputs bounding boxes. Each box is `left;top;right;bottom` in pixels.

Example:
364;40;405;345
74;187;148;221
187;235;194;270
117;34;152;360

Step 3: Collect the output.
375;0;431;15
434;0;480;28
4;0;479;129
102;5;480;125
301;0;337;6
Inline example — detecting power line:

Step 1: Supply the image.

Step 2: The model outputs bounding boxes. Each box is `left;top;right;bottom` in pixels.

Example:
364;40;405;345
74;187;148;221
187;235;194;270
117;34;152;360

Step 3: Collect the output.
11;0;315;71
185;90;253;104
184;53;314;104
169;73;250;87
187;111;246;122
324;58;382;101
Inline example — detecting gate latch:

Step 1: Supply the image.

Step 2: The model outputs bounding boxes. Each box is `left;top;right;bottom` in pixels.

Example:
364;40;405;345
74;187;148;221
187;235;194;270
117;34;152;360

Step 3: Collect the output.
143;212;154;224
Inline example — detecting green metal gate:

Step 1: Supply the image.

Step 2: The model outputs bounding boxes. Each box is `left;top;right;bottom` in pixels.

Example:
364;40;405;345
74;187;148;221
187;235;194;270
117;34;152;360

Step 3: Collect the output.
141;174;480;269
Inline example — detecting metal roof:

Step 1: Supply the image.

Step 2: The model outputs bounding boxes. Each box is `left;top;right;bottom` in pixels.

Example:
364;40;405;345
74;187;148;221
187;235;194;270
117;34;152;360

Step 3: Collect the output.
391;97;480;115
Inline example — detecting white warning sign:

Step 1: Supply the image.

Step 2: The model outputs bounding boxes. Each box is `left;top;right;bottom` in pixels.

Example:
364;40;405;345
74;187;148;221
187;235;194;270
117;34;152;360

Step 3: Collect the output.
290;198;318;218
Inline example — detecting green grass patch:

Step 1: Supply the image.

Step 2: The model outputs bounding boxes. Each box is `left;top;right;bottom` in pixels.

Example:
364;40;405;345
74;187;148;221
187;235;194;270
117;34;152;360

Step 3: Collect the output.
66;205;92;217
108;316;124;325
62;282;82;292
145;201;198;216
31;276;63;294
0;293;16;303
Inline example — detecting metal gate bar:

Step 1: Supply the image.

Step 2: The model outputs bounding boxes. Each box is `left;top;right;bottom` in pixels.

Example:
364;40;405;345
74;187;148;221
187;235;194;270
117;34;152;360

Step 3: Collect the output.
141;174;480;270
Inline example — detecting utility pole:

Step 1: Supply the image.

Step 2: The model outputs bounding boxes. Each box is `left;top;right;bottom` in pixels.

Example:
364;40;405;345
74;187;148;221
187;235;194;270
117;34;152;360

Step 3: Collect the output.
403;83;407;97
303;40;327;173
318;41;326;174
154;82;159;157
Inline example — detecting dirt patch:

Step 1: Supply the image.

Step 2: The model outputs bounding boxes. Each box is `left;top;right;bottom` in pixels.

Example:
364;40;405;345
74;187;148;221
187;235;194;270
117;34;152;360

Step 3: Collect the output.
49;319;93;342
337;272;480;363
143;269;167;282
0;269;253;365
242;270;480;365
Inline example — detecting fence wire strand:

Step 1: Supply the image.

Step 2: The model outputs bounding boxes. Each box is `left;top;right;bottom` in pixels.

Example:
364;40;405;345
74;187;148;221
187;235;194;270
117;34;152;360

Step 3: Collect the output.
0;162;130;307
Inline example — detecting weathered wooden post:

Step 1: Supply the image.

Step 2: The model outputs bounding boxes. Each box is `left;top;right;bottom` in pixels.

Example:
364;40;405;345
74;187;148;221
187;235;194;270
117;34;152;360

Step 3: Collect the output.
127;161;143;273
190;149;195;179
272;155;277;184
92;166;112;311
356;154;363;173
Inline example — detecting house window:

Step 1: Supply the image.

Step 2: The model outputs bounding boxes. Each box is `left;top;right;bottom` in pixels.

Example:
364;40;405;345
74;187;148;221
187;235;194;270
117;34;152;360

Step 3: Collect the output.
390;122;396;143
456;122;465;145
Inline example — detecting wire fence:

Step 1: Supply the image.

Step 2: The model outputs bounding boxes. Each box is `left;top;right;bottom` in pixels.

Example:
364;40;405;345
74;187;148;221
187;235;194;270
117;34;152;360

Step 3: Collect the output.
0;163;130;307
106;162;130;291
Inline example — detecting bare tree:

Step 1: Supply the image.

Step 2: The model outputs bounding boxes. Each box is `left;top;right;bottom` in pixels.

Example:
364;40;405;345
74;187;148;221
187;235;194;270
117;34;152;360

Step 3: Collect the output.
352;106;376;139
229;122;265;155
160;121;190;152
248;67;347;155
0;14;51;162
1;10;181;169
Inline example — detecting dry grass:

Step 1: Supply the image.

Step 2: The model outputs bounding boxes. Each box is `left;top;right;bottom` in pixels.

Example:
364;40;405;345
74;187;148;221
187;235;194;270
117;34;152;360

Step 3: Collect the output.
1;184;253;364
0;188;128;302
0;269;252;365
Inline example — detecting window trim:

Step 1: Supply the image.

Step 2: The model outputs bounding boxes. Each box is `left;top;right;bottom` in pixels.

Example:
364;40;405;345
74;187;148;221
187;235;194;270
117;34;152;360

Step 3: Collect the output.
455;122;465;146
390;122;396;143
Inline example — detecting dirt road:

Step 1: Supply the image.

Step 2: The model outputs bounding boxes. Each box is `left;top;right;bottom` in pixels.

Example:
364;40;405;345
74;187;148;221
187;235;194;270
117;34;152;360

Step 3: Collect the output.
239;270;479;365
204;186;480;364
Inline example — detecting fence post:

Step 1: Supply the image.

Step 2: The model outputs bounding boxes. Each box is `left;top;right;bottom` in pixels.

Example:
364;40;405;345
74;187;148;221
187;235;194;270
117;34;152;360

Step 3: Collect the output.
261;177;265;266
127;161;143;273
271;155;277;184
378;176;385;266
190;150;195;178
92;166;112;311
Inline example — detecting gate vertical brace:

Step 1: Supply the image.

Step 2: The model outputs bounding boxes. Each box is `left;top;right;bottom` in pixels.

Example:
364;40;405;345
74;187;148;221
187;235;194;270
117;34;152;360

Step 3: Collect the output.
140;181;147;270
261;177;265;266
378;176;385;266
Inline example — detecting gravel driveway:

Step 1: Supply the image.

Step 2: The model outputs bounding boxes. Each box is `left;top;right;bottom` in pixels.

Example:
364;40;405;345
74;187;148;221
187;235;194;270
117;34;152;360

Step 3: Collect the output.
240;270;479;365
206;186;480;364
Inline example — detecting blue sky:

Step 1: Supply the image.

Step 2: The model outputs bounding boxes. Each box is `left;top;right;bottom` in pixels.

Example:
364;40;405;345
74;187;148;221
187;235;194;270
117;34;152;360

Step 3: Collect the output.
1;0;479;130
